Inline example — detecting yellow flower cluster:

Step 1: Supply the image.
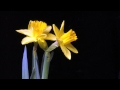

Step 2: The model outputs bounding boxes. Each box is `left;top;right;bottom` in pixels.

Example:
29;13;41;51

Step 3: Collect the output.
16;20;78;60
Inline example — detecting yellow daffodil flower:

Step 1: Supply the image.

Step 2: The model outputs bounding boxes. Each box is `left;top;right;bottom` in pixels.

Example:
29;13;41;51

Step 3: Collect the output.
16;20;56;50
52;20;78;60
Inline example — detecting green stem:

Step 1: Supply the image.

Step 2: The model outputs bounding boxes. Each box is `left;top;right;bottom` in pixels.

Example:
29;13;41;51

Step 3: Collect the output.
32;42;38;69
30;42;40;79
41;51;51;79
34;42;38;53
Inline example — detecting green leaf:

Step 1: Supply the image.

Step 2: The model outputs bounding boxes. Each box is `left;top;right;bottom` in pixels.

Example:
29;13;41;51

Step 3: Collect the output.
30;46;40;79
22;46;29;79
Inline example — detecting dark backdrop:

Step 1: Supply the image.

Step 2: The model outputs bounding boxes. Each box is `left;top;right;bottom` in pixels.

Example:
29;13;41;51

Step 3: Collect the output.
0;11;120;79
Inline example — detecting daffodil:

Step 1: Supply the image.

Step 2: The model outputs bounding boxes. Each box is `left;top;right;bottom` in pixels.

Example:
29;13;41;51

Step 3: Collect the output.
52;20;78;60
16;20;56;50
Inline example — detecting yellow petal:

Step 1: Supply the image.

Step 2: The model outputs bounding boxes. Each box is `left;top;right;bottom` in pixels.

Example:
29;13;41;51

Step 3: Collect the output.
59;20;65;36
21;37;35;45
60;45;71;60
28;20;32;29
52;24;60;38
38;39;48;50
16;29;32;37
39;21;47;31
65;43;78;53
39;34;47;39
43;26;52;34
45;33;56;41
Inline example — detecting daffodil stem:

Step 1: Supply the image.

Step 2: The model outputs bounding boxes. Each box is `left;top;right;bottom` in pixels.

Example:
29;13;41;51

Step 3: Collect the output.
34;42;38;52
30;42;40;79
41;51;51;79
32;43;38;67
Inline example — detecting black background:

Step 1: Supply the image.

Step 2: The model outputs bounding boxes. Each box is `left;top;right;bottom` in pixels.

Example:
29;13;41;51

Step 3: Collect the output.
0;11;120;79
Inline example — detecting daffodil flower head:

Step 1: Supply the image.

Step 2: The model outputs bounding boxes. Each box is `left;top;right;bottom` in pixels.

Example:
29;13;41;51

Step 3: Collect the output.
16;20;56;50
59;29;77;45
52;20;78;60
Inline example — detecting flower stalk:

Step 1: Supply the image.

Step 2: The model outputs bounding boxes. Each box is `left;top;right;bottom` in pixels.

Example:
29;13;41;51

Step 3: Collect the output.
41;51;51;79
30;42;40;79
